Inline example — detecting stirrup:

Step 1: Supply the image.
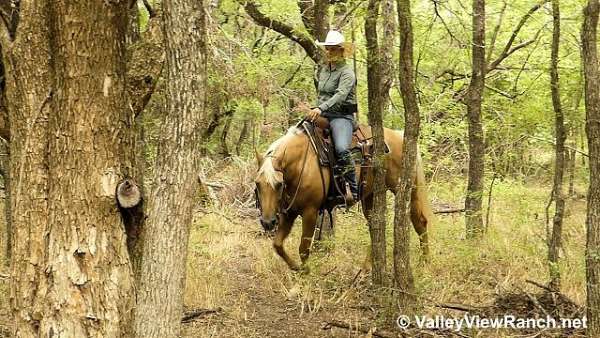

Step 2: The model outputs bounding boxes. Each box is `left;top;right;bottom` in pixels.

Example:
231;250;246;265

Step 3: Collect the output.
344;183;357;208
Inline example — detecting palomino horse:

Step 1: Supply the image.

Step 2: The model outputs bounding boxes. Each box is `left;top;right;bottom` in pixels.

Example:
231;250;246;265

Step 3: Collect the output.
254;125;433;271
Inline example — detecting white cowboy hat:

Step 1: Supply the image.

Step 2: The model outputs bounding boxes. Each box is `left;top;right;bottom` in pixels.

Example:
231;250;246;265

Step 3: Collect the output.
316;30;345;46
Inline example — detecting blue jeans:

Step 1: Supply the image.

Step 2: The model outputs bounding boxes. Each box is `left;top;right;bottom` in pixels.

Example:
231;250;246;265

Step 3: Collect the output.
329;118;353;156
328;118;358;196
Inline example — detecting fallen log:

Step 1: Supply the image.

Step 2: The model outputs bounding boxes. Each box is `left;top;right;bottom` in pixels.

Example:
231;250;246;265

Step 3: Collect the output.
181;307;222;323
434;208;465;214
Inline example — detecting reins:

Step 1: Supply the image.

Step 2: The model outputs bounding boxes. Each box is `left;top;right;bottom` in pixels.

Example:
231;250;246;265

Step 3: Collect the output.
282;138;310;214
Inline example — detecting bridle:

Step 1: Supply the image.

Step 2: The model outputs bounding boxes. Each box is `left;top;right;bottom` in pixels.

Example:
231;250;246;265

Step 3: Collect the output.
255;139;310;219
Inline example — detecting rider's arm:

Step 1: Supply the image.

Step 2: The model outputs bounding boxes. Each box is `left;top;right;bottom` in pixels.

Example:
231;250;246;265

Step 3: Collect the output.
317;69;355;113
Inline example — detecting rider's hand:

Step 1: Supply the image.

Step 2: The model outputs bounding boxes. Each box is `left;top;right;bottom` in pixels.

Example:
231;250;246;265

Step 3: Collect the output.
308;107;321;122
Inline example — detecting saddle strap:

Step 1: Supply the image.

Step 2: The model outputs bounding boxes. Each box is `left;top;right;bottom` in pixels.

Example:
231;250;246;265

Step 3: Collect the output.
302;122;328;205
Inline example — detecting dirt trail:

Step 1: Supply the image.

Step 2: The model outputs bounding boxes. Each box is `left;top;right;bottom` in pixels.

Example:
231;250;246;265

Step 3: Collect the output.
182;239;375;338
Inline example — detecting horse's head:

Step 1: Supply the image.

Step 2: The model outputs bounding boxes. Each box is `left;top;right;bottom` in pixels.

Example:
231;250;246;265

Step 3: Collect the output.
254;151;285;232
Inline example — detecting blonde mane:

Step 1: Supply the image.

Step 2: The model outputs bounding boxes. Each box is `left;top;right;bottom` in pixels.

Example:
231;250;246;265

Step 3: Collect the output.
257;127;303;188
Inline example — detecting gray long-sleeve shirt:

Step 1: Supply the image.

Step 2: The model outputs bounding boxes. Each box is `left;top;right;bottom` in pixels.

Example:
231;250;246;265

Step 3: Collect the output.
316;60;357;120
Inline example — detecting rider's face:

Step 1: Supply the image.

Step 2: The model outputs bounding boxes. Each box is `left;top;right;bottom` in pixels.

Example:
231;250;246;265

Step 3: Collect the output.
325;46;344;62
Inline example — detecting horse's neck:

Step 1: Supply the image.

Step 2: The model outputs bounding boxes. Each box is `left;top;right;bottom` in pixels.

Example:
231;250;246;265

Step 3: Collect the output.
276;132;308;183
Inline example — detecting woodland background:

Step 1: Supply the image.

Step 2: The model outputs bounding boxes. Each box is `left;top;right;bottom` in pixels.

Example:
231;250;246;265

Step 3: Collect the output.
0;0;598;337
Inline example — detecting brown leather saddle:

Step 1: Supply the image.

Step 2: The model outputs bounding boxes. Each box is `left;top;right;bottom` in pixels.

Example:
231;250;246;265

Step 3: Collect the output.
300;116;389;210
304;117;371;166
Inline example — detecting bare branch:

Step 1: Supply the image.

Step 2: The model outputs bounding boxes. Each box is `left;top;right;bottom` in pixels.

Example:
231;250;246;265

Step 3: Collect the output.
142;0;156;18
335;0;366;29
432;0;464;47
282;56;307;88
487;0;548;72
240;0;322;64
297;0;315;36
486;0;507;63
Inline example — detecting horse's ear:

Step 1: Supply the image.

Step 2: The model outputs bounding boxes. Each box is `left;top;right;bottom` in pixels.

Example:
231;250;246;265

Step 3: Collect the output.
255;149;264;167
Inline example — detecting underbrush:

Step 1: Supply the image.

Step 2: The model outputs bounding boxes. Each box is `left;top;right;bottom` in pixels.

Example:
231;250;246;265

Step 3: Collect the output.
184;164;588;337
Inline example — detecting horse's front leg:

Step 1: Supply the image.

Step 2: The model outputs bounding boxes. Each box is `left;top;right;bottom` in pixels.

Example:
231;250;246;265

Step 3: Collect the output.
299;207;318;268
273;212;300;271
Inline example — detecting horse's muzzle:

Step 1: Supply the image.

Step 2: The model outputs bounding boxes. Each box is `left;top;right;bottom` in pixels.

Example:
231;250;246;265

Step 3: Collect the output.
260;216;277;232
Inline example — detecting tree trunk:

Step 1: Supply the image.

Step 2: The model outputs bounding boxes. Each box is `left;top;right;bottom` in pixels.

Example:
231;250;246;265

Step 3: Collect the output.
567;147;576;197
381;0;396;116
2;4;53;335
582;0;600;335
132;0;207;337
395;0;418;309
365;0;388;286
220;114;232;157
3;1;136;336
465;0;486;239
1;144;10;267
237;117;250;156
548;0;565;291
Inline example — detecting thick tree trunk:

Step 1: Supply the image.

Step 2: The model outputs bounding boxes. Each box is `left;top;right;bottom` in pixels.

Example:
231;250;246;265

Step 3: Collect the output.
3;1;136;336
582;0;600;335
395;0;418;309
365;0;388;286
465;0;486;238
2;4;52;335
548;0;565;291
133;0;207;337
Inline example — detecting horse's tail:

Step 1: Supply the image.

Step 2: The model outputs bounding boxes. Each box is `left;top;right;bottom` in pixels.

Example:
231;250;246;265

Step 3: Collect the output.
413;151;435;227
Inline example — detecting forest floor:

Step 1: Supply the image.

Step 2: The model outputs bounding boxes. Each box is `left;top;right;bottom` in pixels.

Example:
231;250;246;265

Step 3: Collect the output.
0;171;590;337
179;169;589;338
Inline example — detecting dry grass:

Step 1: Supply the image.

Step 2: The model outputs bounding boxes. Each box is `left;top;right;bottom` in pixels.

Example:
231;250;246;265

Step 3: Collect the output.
0;158;587;337
182;166;588;337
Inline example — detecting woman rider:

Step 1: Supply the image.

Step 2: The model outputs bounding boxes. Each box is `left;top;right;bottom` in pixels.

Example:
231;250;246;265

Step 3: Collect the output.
302;30;359;206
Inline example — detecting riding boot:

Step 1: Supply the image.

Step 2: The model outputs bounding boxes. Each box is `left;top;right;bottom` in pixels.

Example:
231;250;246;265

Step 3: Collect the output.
337;151;359;207
344;167;359;202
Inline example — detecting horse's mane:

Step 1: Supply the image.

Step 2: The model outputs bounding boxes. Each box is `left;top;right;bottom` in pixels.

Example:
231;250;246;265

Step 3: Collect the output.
258;126;304;188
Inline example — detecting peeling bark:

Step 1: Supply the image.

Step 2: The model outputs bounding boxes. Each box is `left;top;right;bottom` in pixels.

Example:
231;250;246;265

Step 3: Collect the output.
365;0;387;286
395;0;418;309
133;0;207;336
3;0;136;336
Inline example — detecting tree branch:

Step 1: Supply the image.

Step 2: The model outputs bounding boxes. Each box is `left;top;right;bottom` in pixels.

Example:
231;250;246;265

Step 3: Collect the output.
432;0;464;47
486;0;507;63
240;0;322;64
335;0;367;29
142;0;156;18
297;0;315;37
487;0;548;72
